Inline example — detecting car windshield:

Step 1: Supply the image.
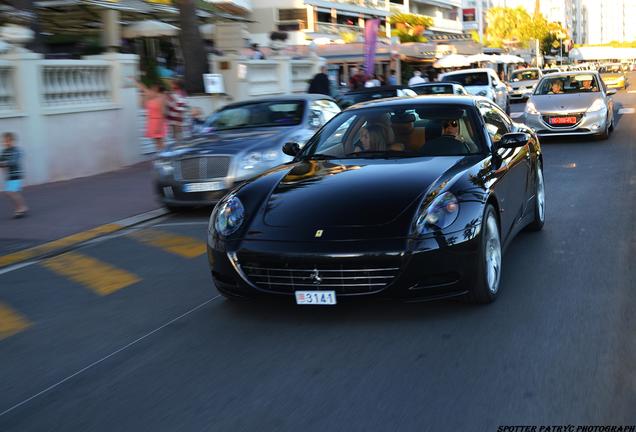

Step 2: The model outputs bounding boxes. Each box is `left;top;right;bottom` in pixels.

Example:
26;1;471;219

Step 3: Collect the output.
412;84;454;95
510;70;540;82
300;105;484;159
598;65;623;74
442;72;489;87
205;100;305;131
534;74;601;95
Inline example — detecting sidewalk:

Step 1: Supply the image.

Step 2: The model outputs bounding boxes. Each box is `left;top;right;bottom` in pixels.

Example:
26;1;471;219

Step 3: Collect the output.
0;161;163;256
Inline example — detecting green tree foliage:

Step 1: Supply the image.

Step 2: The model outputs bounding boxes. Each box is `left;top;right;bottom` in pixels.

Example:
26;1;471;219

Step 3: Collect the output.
485;6;560;49
388;13;433;43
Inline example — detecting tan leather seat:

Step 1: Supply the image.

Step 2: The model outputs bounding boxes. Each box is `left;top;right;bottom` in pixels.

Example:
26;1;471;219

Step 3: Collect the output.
392;122;426;152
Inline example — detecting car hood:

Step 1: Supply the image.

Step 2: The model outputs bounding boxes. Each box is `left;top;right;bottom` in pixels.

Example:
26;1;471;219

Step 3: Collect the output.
463;85;492;96
530;93;600;113
162;127;296;157
259;156;472;229
510;80;537;89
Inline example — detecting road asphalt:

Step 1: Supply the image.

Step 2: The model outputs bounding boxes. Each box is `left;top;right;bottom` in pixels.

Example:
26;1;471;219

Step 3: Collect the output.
0;87;634;431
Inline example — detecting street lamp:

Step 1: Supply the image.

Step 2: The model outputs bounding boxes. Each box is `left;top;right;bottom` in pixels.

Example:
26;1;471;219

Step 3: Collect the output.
556;31;566;66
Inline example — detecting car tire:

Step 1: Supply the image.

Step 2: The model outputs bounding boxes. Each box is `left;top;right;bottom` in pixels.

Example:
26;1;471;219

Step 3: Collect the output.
596;118;610;140
465;204;502;304
526;162;545;232
505;98;511;115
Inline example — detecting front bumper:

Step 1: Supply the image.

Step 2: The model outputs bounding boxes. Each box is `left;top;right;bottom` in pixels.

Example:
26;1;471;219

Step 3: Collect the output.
208;230;482;303
155;177;244;207
523;109;608;137
510;88;533;100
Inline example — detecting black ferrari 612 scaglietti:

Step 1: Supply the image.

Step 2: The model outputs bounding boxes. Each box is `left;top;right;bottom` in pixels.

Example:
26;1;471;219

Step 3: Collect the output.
207;96;545;305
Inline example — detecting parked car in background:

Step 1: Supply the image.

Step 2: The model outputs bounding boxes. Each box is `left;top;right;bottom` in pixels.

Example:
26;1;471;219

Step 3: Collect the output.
524;71;615;139
439;68;510;113
335;85;417;109
598;63;628;89
154;94;341;209
508;68;542;102
410;82;469;96
541;68;560;75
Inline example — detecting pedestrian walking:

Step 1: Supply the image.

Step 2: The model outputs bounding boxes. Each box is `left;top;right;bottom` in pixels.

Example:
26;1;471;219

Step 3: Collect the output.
167;78;188;143
0;132;28;218
387;69;398;85
349;67;367;90
408;69;428;86
307;65;331;96
137;81;167;152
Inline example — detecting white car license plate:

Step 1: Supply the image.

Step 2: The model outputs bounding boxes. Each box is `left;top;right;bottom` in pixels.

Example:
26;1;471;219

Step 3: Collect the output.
295;291;337;305
183;181;224;193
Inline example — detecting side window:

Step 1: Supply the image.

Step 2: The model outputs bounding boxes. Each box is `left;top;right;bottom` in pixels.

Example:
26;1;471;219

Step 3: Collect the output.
320;115;356;154
478;102;510;143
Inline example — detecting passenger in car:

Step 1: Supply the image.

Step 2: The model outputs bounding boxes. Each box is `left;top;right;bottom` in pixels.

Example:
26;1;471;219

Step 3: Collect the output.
441;119;460;138
354;124;390;152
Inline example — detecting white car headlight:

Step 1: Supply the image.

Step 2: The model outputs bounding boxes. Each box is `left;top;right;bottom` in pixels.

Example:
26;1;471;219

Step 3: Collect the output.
212;195;245;237
587;99;607;113
525;101;540;115
414;192;459;235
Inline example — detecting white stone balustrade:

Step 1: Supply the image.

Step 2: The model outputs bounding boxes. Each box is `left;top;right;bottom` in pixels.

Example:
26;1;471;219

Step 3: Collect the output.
291;60;315;93
0;62;16;114
41;61;112;108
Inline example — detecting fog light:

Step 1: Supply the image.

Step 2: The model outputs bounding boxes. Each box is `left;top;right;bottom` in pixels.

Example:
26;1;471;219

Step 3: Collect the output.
591;124;600;130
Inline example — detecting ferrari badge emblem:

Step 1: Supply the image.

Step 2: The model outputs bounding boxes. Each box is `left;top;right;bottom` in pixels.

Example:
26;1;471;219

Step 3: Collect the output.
315;230;323;238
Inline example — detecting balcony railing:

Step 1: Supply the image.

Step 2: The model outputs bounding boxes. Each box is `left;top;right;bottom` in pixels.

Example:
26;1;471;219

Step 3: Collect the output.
329;0;389;11
315;22;363;36
430;17;463;33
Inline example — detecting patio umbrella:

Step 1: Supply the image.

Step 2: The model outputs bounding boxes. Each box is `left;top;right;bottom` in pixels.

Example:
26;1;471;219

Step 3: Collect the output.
467;53;497;63
433;54;470;68
499;54;525;64
122;20;179;39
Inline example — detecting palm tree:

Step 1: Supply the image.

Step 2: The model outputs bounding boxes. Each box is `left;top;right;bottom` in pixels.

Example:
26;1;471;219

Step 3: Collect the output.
175;0;208;94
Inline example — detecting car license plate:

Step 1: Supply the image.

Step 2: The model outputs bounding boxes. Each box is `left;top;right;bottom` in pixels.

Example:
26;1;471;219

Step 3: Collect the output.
295;291;337;305
549;116;577;125
183;181;224;192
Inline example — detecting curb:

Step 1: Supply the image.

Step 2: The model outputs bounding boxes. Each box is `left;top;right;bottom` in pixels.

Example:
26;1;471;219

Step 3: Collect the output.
0;208;170;270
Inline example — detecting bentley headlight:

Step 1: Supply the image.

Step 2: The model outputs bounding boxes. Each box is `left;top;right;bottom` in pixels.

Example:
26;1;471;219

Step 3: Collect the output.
414;192;459;235
153;159;174;176
477;90;488;96
587;99;606;113
213;195;244;237
525;101;540;115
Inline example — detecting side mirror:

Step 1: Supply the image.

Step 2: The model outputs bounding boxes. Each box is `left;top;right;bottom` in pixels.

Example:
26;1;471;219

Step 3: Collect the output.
282;141;301;157
607;88;617;95
496;132;530;150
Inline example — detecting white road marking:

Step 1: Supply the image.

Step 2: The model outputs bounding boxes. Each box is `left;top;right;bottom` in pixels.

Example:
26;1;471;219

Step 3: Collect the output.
0;295;221;418
510;112;525;119
618;107;635;114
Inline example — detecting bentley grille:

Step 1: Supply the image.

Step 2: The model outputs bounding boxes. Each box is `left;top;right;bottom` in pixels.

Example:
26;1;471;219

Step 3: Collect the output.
177;156;230;181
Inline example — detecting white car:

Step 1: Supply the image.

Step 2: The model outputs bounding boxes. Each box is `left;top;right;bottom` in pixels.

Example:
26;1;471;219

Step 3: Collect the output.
509;68;543;101
439;68;510;113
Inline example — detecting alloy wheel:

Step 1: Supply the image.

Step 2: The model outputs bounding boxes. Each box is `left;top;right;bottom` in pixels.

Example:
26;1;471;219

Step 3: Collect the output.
484;213;502;294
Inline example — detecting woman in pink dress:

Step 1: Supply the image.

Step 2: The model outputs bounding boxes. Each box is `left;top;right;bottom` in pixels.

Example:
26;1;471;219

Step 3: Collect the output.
137;82;167;152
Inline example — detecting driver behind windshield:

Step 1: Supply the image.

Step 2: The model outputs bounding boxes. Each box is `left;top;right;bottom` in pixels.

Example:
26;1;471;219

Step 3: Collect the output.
548;80;564;94
442;119;460;138
354;124;389;152
580;78;597;91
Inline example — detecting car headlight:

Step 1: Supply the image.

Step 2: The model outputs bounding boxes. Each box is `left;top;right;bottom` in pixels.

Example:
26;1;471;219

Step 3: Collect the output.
212;195;245;237
153;159;174;176
240;151;279;171
414;192;459;235
477;90;488;97
525;101;540;115
587;99;607;113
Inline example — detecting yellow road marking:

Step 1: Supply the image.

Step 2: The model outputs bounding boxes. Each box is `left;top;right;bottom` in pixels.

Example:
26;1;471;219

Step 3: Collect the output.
41;252;140;296
0;303;31;340
0;224;122;268
129;229;206;258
